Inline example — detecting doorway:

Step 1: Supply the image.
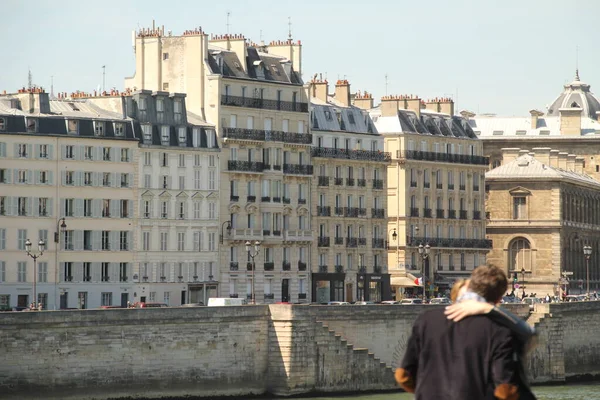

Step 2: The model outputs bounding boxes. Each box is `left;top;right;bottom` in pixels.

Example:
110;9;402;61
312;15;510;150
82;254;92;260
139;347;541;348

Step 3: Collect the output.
120;293;129;308
346;283;353;303
140;296;146;303
181;290;186;305
282;279;289;302
78;292;88;309
18;295;28;308
60;292;68;309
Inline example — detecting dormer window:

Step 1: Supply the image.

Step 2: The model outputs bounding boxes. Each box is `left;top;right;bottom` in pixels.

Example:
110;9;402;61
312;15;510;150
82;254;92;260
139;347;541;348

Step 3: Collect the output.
270;65;280;76
161;126;170;144
138;97;147;110
114;123;125;137
67;120;78;134
516;130;526;135
347;112;356;125
0;117;6;131
178;127;187;146
324;110;332;121
233;61;242;71
206;129;216;148
94;121;105;136
156;98;164;112
174;99;182;123
492;130;503;136
26;118;37;133
141;125;152;143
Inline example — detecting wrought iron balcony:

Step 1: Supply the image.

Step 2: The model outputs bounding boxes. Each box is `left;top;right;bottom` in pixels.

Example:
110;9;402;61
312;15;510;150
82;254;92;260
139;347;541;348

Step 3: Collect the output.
401;150;490;166
335;206;344;216
473;185;480;192
319;265;328;273
221;95;308;113
247;263;254;271
335;265;344;273
448;184;455;190
318;176;329;186
373;179;384;190
357;178;366;187
263;163;271;170
459;210;468;219
346;178;355;186
334;177;343;186
247;195;256;202
228;160;264;172
344;207;359;218
358;208;367;217
264;293;275;300
264;262;275;271
374;265;382;274
410;181;418;188
436;183;443;189
229;293;239;298
436;209;445;218
334;237;344;245
283;230;313;241
372;238;385;248
298;261;307;271
282;261;291;271
273;230;281;236
346;237;358;248
261;196;271;202
222;128;313;144
283;164;313;175
473;210;481;220
230;262;239;271
424;208;432;218
298;199;307;204
273;197;281;203
424;182;430;189
448;210;456;219
298;293;307;299
406;236;493;249
263;230;271;236
222;127;265;141
283;197;291;204
459;184;466;191
230;195;239;202
358;266;367;274
372;208;385;219
311;147;391;162
317;206;331;216
358;237;367;246
318;237;330;247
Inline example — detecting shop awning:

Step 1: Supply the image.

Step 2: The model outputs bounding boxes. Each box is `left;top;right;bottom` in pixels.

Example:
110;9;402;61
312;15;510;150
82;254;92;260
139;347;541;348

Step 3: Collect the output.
391;276;419;287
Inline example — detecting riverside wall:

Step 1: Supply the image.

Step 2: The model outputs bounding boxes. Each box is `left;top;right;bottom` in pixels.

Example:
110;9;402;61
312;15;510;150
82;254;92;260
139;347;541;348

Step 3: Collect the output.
0;302;598;399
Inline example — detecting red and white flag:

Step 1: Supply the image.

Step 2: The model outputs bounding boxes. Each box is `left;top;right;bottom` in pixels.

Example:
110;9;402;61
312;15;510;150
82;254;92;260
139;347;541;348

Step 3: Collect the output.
414;277;423;286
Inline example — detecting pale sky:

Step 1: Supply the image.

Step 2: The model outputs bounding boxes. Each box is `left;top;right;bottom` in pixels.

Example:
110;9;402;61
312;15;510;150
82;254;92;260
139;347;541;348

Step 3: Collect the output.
2;0;599;116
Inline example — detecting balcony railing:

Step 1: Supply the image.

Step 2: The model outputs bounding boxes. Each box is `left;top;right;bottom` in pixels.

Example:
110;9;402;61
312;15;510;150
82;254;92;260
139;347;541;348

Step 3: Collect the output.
424;208;432;218
410;181;417;188
283;164;313;175
318;237;330;247
334;237;344;245
459;184;466;191
335;206;344;216
221;95;308;113
335;265;344;273
334;177;343;186
229;262;239;271
372;238;385;248
319;265;328;273
298;293;307;299
357;178;366;187
448;184;455;190
406;236;493;249
344;207;359;218
372;208;385;219
459;210;468;219
230;195;239;202
298;261;307;271
473;210;481;220
261;196;271;202
318;176;329;186
222;127;313;144
401;150;490;166
247;262;254;271
283;197;291;204
346;237;358;248
424;182;430;189
473;185;480;192
311;147;391;162
436;209;444;218
228;160;264;172
358;208;367;217
358;266;367;274
374;265;382;274
317;206;331;216
283;230;313;241
358;237;367;246
264;262;275;271
230;229;263;241
346;178;355;186
282;261;291;271
373;179;384;190
247;195;256;202
448;210;456;219
436;183;443;189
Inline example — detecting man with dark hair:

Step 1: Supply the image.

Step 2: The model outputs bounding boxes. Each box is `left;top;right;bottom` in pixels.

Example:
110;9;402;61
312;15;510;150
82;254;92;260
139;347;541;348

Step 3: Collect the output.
395;265;519;400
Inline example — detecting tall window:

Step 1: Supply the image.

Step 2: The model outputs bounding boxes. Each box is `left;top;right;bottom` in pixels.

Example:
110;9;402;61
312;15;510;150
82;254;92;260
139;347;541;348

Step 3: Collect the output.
513;197;527;219
509;238;531;272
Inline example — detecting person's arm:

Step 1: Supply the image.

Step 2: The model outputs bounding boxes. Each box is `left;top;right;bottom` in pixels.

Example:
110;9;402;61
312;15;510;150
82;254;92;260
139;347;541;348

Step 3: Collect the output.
491;328;519;400
395;316;422;393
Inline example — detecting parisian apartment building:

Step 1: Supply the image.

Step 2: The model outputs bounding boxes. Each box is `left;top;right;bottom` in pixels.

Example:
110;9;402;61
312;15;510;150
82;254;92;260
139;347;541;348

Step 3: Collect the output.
308;78;391;303
125;25;313;303
0;87;219;310
366;96;490;300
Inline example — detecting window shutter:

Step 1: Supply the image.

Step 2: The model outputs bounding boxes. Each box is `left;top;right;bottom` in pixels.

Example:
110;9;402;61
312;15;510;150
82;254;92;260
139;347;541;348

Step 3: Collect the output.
92;231;100;251
91;172;98;187
27;170;33;185
93;199;101;218
60;198;66;217
112;172;118;188
34;171;40;185
4;169;10;184
61;171;66;186
32;198;39;217
75;230;84;251
110;262;118;281
47;144;53;160
128;201;133;219
27;144;33;159
128;173;133;188
75;199;83;217
4;197;12;216
34;144;40;159
47;171;53;185
13;170;18;184
13;144;18;157
61;145;66;159
111;200;119;218
27;197;33;216
92;262;101;282
0;143;6;157
47;198;53;217
79;146;86;161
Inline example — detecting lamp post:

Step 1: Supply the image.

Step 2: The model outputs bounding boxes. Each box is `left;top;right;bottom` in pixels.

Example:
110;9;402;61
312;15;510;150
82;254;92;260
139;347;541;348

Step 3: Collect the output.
25;239;45;309
245;240;261;305
584;245;592;296
54;218;67;244
418;243;431;301
54;218;67;310
220;220;232;244
521;267;526;299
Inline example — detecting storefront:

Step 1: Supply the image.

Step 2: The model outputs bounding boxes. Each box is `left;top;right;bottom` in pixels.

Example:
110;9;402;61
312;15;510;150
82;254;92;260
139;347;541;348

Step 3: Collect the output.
356;273;391;302
312;272;346;304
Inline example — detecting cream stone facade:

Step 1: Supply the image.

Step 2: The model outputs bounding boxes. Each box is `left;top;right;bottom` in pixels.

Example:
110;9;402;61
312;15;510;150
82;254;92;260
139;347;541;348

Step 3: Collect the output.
125;24;311;303
309;79;391;303
486;148;600;296
369;96;489;299
0;90;138;310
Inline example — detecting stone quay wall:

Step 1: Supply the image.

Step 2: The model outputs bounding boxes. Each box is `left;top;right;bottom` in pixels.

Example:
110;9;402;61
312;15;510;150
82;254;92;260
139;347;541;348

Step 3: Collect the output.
0;302;597;399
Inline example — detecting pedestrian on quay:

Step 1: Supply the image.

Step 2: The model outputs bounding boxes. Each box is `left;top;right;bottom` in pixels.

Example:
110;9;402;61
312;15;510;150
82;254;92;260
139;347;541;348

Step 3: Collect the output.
395;265;523;400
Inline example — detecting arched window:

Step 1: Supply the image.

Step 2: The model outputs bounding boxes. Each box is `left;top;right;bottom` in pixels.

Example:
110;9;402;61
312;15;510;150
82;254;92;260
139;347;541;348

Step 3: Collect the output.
509;238;532;272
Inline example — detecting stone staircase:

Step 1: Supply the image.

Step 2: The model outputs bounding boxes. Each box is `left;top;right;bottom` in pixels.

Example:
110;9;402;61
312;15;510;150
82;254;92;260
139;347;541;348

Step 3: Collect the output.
314;321;396;392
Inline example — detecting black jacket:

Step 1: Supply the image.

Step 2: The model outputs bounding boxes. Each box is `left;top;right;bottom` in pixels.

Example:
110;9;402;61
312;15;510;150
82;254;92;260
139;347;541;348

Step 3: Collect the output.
400;308;520;400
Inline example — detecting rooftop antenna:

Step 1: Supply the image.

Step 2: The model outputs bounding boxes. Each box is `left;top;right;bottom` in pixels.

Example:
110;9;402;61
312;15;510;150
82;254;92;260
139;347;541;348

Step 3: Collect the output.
226;11;231;35
575;45;580;80
28;68;33;90
385;73;388;96
50;76;54;98
102;65;106;92
288;16;292;40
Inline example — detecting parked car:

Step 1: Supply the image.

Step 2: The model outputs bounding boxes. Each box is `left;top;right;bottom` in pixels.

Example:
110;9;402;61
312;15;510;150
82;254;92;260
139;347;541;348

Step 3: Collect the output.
501;296;520;304
136;302;169;308
400;299;424;305
327;301;350;306
564;295;587;302
381;300;401;305
353;301;376;305
99;305;123;309
429;297;451;305
207;298;247;306
180;303;205;307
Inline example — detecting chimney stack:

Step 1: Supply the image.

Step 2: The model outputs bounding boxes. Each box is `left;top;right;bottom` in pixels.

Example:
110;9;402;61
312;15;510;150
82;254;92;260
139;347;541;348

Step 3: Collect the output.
334;79;350;107
530;109;544;130
559;107;582;135
532;147;551;166
566;154;577;171
402;95;421;118
558;152;569;169
501;148;521;164
309;74;328;102
549;150;560;168
575;156;585;174
380;96;400;117
353;90;374;110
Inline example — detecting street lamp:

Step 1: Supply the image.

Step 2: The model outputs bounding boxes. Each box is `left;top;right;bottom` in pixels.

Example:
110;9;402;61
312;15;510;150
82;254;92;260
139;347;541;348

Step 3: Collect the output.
521;267;526;299
245;240;261;305
220;220;232;244
418;243;431;300
386;228;397;250
54;218;67;243
25;239;45;310
584;245;592;296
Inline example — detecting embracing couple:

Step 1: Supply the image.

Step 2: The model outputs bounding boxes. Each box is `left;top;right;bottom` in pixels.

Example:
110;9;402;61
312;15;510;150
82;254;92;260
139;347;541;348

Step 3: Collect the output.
396;264;537;400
